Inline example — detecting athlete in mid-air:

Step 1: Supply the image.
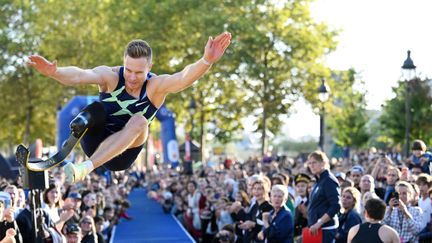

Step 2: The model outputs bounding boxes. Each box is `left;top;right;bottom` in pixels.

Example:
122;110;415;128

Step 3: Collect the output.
27;32;232;183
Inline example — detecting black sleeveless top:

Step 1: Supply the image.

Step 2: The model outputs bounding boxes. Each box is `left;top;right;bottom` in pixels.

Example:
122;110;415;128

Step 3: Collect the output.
99;67;158;133
352;223;384;243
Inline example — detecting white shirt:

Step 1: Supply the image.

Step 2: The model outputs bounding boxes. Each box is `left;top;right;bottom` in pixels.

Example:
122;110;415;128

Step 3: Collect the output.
295;196;308;207
418;196;432;229
42;203;60;223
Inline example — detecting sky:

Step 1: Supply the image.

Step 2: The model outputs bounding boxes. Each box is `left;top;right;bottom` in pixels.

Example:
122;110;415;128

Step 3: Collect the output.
279;0;432;140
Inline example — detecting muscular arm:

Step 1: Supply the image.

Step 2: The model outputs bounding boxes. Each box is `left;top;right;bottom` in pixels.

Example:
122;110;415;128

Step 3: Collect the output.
150;32;231;99
51;66;111;86
27;55;116;89
153;59;211;94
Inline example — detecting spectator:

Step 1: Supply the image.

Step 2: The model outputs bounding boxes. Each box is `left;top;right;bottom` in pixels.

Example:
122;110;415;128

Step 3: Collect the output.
93;216;106;243
3;186;18;209
65;191;83;225
80;191;97;214
349;165;364;191
185;180;201;239
335;172;354;190
224;179;237;203
383;181;423;243
64;223;82;243
16;199;63;243
359;175;376;198
213;224;235;243
383;166;401;205
418;188;432;243
307;151;341;243
371;156;393;196
101;207;116;242
79;215;98;243
43;184;62;224
258;184;294;243
293;173;310;239
347;198;399;243
415;174;432;231
336;187;362;243
238;177;273;243
16;188;25;210
0;200;21;243
408;139;432;174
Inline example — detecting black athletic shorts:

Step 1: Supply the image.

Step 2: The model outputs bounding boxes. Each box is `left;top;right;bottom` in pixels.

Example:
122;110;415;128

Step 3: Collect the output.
80;127;143;171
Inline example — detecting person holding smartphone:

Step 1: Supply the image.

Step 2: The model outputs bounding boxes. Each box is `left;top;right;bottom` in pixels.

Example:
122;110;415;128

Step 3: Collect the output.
382;181;422;243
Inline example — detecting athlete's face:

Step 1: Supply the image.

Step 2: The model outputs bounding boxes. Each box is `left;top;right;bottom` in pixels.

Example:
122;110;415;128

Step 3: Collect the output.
123;55;152;91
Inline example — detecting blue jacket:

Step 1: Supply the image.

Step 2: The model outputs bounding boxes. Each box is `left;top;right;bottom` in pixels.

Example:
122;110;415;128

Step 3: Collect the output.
307;170;341;228
263;205;294;243
336;209;362;243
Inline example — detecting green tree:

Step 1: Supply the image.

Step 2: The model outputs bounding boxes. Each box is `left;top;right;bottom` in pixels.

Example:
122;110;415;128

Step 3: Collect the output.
380;78;432;147
0;0;59;149
227;0;338;154
326;69;370;148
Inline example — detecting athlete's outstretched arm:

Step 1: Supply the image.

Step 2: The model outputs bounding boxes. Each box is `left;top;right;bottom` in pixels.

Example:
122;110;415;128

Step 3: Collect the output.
154;31;231;94
27;55;114;86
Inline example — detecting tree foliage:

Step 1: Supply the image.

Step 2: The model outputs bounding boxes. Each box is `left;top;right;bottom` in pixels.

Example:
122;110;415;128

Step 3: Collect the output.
0;0;340;155
379;78;432;146
326;69;370;148
226;0;338;153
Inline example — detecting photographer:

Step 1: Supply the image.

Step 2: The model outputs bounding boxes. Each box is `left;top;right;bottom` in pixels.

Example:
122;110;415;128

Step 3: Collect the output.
382;181;422;243
0;199;22;243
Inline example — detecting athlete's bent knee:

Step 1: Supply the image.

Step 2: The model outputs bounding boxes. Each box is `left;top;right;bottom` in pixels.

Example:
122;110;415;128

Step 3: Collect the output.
125;115;148;134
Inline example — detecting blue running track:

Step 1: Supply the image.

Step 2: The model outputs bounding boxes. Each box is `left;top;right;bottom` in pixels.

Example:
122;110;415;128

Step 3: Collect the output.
113;188;195;243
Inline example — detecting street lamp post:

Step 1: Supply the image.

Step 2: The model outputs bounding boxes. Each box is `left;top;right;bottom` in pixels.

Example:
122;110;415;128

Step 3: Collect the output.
318;78;330;151
401;50;416;158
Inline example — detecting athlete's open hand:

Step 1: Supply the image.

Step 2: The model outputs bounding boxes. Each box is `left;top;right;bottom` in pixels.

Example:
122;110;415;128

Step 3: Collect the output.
203;31;232;64
27;55;57;76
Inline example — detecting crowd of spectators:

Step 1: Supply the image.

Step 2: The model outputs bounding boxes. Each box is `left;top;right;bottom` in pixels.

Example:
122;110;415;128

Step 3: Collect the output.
0;160;144;243
148;139;432;243
1;138;431;243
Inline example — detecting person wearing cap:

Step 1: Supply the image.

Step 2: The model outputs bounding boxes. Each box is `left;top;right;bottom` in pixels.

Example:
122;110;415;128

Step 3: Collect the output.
293;173;310;239
65;191;83;225
64;223;82;243
306;151;341;243
335;172;346;182
350;165;364;191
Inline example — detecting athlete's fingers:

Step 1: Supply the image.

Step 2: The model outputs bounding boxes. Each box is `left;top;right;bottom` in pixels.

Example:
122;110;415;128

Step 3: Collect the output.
26;60;36;66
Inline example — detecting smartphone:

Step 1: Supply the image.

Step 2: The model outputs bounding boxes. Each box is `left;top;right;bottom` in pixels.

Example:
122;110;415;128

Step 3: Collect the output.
390;191;399;200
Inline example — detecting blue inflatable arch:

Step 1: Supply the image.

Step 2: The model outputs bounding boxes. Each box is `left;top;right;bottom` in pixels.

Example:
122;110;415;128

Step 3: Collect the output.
57;96;179;166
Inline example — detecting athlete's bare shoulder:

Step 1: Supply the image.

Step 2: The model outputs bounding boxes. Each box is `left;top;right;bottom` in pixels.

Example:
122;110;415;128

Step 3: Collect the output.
379;225;399;243
93;66;119;92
